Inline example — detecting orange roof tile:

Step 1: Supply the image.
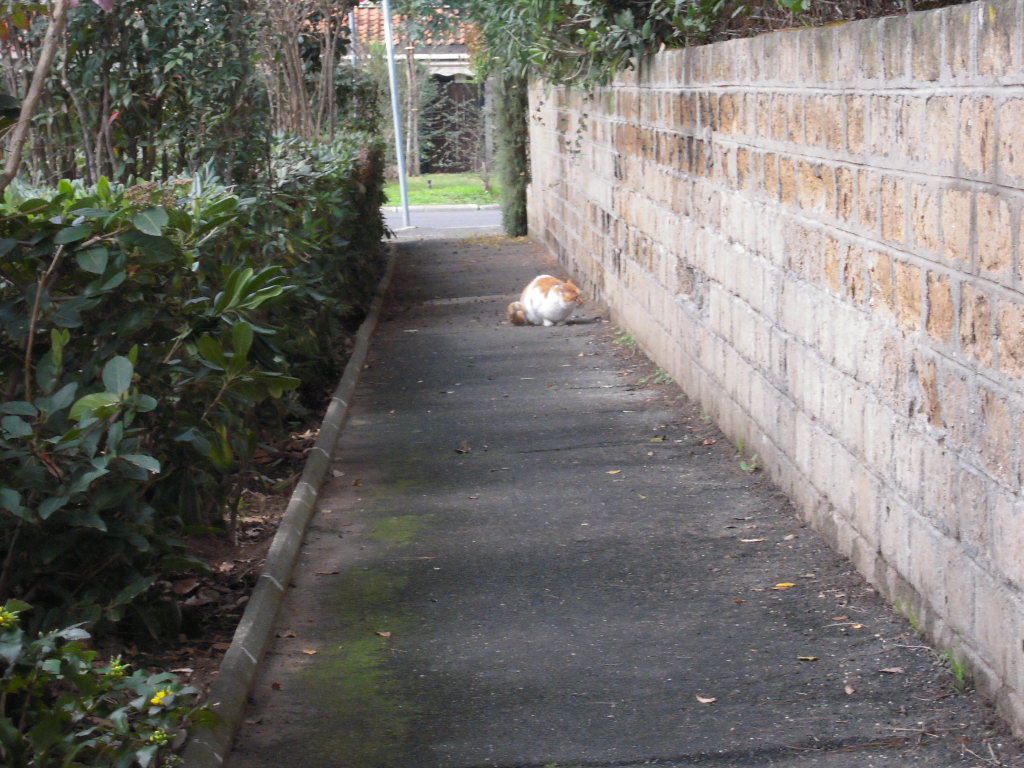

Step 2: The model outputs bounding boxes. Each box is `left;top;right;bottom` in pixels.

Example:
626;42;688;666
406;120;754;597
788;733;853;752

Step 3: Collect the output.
351;2;470;47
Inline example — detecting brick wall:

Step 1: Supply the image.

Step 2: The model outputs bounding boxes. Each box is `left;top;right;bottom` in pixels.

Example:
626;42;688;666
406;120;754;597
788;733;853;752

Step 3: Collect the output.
528;0;1024;732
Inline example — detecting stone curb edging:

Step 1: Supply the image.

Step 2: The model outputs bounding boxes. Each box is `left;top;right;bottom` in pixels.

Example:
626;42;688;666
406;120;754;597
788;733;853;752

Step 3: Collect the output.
183;249;398;768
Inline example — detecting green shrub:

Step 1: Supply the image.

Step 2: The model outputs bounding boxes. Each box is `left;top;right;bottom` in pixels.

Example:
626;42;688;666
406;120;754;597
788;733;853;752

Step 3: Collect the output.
0;135;388;631
0;600;214;768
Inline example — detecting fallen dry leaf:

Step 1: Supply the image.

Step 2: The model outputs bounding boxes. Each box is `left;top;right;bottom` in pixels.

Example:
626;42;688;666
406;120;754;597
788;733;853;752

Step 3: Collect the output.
695;695;717;704
376;631;392;639
845;684;856;695
283;630;297;638
880;667;906;675
851;623;863;629
455;441;471;454
740;538;765;543
607;469;622;475
651;436;665;442
702;439;717;446
271;682;282;690
734;599;746;604
772;582;797;590
798;656;819;662
212;642;231;651
302;649;318;656
316;570;340;576
831;615;850;622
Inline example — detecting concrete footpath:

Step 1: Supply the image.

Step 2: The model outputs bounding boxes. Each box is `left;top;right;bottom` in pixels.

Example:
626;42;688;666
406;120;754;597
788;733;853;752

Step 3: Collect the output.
224;233;1022;768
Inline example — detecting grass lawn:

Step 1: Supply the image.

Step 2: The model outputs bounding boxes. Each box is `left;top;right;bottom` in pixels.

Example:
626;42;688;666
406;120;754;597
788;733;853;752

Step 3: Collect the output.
383;172;499;206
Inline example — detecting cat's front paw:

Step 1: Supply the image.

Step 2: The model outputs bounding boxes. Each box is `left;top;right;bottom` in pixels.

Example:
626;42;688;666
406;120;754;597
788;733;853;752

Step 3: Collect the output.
542;319;554;327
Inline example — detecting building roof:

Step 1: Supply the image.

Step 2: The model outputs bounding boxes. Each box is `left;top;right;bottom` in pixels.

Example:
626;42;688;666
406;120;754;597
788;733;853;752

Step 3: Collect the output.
351;2;471;48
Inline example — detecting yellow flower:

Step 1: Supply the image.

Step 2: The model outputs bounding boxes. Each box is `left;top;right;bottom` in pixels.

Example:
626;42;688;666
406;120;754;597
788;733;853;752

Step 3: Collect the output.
149;689;172;707
0;607;19;630
149;729;171;745
107;655;129;678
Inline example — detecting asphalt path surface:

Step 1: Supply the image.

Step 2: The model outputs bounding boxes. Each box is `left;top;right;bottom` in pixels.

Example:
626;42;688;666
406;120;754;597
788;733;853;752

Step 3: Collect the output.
226;233;1023;768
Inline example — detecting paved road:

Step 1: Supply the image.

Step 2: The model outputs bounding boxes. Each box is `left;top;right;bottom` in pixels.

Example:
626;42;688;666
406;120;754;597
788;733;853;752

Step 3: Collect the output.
226;234;1022;768
384;205;502;239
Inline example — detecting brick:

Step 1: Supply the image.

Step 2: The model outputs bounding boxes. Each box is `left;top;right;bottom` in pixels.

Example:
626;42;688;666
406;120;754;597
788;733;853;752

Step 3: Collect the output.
978;1;1018;78
881;15;907;81
779;157;797;206
960;97;995;177
926;272;955;344
918;355;943;428
805;95;826;147
980;386;1015;484
756;92;771;137
976;191;1013;278
786;94;803;143
961;284;994;368
859;22;882;80
869;250;894;315
956;466;990;552
824;236;842;294
925;96;958;169
858;169;880;233
881;176;906;244
837;166;856;222
942;189;972;264
991;489;1024;590
944;6;972;77
894;260;923;332
846;95;865;154
910;10;942;82
870;95;897;157
943;369;972;450
845;244;868;303
999;99;1024;181
798;160;832;215
911;183;941;255
998;299;1024;379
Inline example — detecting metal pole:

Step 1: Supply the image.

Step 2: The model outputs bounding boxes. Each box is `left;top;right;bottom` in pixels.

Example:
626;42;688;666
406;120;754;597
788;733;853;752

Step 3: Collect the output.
348;10;357;67
381;0;410;228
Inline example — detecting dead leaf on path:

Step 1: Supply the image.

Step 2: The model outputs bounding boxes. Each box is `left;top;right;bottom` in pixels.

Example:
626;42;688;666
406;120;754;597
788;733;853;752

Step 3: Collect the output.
302;649;318;656
845;684;856;695
831;615;850;622
331;470;345;478
455;441;471;454
740;538;765;543
734;599;745;604
880;667;906;675
772;582;797;590
283;630;297;638
352;479;362;487
651;436;665;442
172;578;199;595
315;570;340;576
212;642;231;651
783;534;797;541
702;439;717;446
468;495;479;500
376;631;392;638
851;624;863;629
607;469;622;475
798;656;819;662
695;695;717;704
271;682;282;690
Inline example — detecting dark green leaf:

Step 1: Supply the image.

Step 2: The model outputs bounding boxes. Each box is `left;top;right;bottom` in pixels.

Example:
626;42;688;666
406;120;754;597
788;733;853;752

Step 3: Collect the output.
1;415;34;438
132;206;169;236
76;247;109;274
102;356;134;395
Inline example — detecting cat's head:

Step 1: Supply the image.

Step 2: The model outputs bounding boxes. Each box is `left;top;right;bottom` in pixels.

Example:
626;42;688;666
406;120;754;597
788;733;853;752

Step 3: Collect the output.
560;280;583;304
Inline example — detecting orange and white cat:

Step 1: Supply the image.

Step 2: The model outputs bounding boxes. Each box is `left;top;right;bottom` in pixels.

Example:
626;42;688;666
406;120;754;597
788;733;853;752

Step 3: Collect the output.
507;275;583;326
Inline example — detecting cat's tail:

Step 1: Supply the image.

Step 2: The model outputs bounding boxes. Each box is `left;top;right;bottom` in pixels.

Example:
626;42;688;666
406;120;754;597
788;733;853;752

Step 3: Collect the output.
507;301;528;325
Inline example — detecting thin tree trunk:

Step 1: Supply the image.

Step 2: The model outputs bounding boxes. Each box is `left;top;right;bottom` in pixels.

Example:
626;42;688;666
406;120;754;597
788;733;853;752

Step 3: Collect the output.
0;0;72;195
